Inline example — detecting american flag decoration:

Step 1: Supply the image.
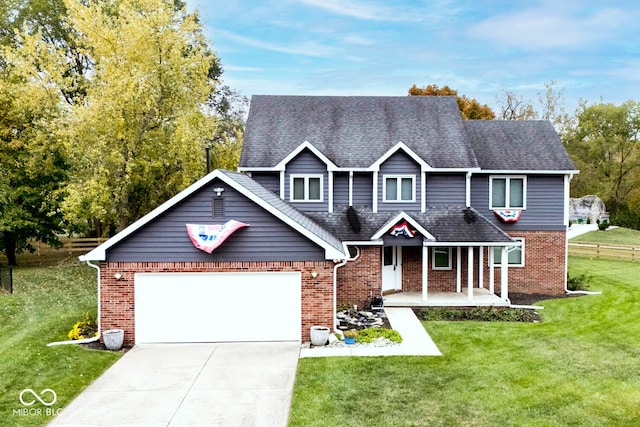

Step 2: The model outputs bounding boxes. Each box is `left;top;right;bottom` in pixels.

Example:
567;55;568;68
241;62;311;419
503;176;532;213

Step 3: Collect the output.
493;210;522;223
390;221;416;238
186;220;249;253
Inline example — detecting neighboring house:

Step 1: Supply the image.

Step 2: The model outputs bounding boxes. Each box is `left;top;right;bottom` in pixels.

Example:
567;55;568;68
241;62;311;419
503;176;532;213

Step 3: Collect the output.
81;95;577;345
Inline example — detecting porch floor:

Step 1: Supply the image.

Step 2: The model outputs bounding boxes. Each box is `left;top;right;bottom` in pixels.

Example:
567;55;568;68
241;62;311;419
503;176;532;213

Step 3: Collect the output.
383;288;509;307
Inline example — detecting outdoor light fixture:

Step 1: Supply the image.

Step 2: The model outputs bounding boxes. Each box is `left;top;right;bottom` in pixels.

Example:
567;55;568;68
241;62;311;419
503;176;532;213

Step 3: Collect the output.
311;271;318;279
213;187;225;197
114;273;122;280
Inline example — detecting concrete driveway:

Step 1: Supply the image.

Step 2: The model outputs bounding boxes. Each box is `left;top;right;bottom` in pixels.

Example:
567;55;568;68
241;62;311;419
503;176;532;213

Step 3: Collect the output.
49;342;300;427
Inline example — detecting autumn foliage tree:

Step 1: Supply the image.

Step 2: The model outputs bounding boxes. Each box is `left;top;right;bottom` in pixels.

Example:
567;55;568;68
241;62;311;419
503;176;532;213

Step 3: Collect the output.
409;84;495;120
0;35;68;265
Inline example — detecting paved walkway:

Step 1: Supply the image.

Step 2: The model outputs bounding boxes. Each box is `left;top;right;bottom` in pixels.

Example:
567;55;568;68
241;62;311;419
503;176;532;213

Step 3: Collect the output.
49;342;299;427
299;307;441;357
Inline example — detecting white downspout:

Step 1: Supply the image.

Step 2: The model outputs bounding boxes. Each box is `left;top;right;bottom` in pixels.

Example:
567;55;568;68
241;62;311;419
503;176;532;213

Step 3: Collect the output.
47;260;102;346
333;258;348;332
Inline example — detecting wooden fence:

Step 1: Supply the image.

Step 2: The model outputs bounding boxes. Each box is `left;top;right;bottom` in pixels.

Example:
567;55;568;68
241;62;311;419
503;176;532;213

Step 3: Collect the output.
33;237;107;255
568;242;640;262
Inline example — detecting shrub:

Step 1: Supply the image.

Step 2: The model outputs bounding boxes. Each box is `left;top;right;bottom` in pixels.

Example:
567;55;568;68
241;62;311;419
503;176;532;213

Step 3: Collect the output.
598;220;610;231
68;312;98;340
417;307;537;322
567;272;590;291
355;327;402;343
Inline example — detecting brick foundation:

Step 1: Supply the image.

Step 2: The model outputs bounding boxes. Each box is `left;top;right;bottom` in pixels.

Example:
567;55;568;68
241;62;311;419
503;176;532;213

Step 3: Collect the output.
100;261;334;346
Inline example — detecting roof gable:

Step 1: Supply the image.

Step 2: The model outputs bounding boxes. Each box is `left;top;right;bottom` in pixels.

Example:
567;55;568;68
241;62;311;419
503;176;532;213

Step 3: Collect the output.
80;170;346;261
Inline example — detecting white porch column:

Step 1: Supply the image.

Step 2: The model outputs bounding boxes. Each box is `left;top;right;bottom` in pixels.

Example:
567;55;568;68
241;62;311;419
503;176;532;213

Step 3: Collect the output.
478;246;484;289
456;246;462;293
422;246;428;301
500;246;509;301
488;247;495;294
467;246;474;301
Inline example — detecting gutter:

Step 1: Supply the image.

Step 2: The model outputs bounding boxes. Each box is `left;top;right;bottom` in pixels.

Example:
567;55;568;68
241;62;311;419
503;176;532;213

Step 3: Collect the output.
47;260;102;347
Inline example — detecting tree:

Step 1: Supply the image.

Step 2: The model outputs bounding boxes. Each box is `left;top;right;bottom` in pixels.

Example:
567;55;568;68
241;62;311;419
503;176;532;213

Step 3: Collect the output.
0;0;90;103
0;37;67;265
538;80;566;128
563;101;640;227
409;84;495;119
496;91;537;120
58;0;220;234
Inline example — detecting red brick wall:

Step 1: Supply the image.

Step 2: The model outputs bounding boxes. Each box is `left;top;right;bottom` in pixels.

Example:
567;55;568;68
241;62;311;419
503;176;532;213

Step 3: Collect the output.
100;261;334;345
336;246;382;309
335;230;567;301
402;247;422;292
490;230;567;296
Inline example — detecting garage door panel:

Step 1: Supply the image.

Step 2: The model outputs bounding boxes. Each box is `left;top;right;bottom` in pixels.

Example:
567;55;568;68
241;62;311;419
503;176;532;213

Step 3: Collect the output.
135;272;301;343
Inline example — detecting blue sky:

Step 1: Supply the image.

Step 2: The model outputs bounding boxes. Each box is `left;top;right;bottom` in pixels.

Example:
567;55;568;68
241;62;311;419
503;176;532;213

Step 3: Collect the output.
185;0;640;114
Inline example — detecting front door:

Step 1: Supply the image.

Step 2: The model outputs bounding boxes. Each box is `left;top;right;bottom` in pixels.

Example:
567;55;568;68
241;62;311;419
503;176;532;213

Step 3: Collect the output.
382;246;402;292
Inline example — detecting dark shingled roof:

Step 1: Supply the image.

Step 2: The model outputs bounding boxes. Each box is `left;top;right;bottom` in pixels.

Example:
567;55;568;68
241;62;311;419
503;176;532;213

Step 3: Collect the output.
307;206;514;244
464;120;576;171
241;95;479;169
218;170;346;256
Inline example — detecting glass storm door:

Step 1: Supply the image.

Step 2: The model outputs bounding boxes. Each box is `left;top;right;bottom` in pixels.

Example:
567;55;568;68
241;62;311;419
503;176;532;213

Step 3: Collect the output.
382;246;402;292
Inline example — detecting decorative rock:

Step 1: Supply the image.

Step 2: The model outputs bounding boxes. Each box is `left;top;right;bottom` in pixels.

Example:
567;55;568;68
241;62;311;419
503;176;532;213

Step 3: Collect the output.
569;195;608;224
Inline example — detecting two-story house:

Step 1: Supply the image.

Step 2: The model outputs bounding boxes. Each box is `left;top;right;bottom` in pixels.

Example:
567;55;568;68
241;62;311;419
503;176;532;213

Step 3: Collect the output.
81;95;577;345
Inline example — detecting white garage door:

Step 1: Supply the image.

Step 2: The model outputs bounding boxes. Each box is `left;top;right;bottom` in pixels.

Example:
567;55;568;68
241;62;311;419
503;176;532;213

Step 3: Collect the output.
134;272;301;343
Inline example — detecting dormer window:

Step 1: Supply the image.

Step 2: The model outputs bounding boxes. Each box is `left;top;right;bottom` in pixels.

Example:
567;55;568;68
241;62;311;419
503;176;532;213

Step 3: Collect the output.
290;174;323;202
384;175;415;202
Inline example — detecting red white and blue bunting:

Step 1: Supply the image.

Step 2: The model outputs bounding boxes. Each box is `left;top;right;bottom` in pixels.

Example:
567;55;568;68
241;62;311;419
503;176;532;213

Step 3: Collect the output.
186;220;249;254
493;210;522;223
390;221;416;238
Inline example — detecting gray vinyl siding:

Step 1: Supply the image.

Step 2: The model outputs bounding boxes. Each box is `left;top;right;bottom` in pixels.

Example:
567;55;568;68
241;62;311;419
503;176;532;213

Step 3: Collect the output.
107;178;325;262
426;173;466;206
471;174;566;231
377;151;421;212
249;172;280;194
284;149;328;212
353;173;373;208
333;172;349;207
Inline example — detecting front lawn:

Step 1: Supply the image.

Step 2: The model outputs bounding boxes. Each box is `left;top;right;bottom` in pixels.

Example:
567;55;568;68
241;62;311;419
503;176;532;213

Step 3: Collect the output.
0;262;121;426
289;257;640;426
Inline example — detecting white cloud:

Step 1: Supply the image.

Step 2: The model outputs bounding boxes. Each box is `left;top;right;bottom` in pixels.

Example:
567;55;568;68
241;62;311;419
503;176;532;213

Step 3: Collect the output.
297;0;422;22
216;30;340;58
468;7;627;50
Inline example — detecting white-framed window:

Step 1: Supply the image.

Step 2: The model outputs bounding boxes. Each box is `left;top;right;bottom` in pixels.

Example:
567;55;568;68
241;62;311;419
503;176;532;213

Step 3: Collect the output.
492;238;525;267
383;175;415;202
290;174;323;202
432;247;452;270
490;176;526;209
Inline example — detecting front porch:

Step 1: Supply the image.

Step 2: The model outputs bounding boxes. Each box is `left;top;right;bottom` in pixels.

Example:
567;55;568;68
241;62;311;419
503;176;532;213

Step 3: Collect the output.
383;288;510;307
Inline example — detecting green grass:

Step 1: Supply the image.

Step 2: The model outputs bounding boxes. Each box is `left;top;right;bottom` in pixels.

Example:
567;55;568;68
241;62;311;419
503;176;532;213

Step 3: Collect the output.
571;226;640;245
0;262;121;426
289;257;640;426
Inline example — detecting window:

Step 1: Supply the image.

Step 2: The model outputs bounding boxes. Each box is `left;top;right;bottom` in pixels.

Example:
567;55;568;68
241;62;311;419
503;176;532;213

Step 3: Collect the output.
384;175;415;202
290;175;322;202
432;247;452;270
490;176;526;209
492;238;524;267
